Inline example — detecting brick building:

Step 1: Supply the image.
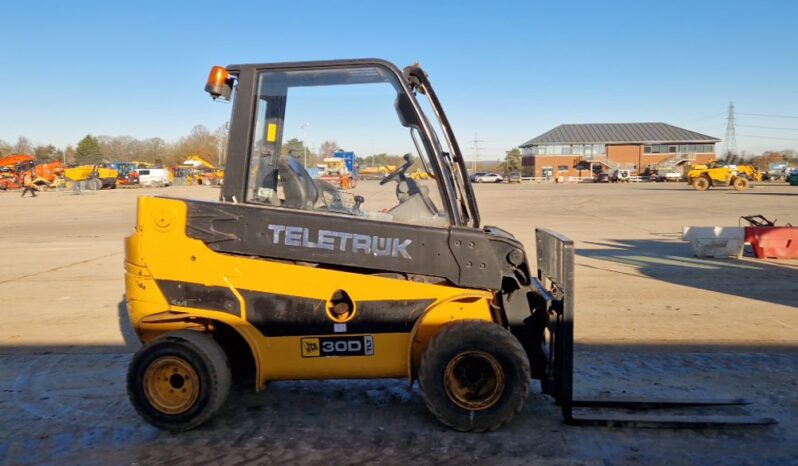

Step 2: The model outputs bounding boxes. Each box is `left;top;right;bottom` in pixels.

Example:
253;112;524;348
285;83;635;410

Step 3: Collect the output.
519;123;720;178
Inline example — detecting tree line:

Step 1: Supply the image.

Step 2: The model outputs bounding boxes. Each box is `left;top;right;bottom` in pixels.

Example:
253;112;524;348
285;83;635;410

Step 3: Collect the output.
0;125;229;167
0;128;353;169
353;148;523;174
23;130;794;175
721;149;797;169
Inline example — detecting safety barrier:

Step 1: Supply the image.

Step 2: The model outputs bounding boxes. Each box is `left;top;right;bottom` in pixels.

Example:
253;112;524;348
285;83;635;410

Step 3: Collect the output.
744;227;798;259
682;226;745;258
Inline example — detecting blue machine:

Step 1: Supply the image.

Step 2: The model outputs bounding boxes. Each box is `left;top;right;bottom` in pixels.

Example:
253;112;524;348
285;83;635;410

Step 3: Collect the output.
333;151;357;176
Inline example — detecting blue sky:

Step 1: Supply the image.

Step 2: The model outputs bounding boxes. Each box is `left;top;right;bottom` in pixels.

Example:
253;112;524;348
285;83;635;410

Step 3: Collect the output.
2;0;797;159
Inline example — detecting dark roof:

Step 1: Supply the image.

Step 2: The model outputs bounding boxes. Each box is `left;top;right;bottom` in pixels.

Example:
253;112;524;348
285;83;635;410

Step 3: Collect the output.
519;123;721;147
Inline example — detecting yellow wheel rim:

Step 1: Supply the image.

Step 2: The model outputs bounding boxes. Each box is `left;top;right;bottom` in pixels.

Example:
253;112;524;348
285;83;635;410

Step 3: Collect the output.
443;351;505;411
143;356;200;415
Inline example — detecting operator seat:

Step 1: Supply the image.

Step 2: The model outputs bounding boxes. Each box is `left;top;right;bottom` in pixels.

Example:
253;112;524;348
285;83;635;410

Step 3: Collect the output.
278;156;318;210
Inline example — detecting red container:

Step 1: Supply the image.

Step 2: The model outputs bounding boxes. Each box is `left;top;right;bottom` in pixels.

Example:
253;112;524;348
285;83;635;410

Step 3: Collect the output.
744;227;798;259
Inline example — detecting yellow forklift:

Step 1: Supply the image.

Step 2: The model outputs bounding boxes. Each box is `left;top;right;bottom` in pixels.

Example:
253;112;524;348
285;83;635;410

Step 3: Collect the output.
124;59;774;432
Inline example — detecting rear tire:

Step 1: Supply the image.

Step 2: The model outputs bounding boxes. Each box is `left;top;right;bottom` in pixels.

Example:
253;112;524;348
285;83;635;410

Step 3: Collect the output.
733;177;749;191
693;176;710;191
127;330;231;432
418;321;530;432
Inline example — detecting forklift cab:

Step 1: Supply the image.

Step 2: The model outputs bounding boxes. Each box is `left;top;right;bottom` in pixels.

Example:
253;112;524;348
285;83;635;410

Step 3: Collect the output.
210;60;479;230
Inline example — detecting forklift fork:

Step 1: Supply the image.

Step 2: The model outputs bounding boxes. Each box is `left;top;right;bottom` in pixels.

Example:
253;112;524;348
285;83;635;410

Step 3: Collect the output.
533;228;776;428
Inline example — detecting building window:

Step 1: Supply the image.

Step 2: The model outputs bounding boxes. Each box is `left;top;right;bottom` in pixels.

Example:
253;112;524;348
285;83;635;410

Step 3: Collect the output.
643;143;715;154
557;165;569;171
647;144;670;153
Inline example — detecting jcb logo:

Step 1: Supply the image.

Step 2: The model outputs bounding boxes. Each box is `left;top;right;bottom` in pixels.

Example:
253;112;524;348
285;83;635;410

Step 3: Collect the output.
301;338;320;357
301;336;374;358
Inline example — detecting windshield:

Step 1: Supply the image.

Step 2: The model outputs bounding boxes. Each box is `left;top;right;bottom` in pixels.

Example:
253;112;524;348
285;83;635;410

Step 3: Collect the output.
245;65;451;228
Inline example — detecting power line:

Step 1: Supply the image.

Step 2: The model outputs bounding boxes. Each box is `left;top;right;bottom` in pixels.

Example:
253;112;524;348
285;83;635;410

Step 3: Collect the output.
739;113;798;119
737;134;798;142
737;124;798;131
683;111;726;122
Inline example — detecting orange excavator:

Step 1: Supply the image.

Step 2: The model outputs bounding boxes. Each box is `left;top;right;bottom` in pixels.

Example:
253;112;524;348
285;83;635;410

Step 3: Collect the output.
0;154;35;168
0;156;64;191
1;154;35;190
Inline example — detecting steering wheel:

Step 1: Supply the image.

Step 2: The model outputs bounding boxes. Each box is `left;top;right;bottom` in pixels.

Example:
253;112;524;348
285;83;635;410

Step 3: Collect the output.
380;153;414;185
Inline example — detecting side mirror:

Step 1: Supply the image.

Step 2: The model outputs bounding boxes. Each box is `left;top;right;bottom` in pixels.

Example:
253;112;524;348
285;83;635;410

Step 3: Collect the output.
205;66;234;101
394;94;419;128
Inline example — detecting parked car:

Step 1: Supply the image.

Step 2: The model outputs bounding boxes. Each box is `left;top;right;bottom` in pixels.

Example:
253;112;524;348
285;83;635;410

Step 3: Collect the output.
662;171;683;182
137;168;171;187
648;170;682;182
594;172;610;183
469;172;487;182
474;173;504;183
507;171;521;183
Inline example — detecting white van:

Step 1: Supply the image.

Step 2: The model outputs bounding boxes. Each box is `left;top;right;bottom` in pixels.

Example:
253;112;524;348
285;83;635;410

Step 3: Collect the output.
137;168;171;187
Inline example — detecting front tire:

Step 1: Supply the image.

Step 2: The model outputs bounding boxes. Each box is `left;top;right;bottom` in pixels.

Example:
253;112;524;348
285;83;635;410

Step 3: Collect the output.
418;321;530;432
127;330;231;432
693;176;710;191
733;177;749;191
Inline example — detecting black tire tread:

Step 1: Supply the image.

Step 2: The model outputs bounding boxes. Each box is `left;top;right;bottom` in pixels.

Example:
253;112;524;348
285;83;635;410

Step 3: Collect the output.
127;330;231;432
733;177;749;191
418;320;530;432
694;176;711;191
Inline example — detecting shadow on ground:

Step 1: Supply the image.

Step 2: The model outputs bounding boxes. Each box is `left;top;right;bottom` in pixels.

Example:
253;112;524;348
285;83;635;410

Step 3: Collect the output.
578;239;798;308
728;192;798;197
1;341;796;465
117;296;140;351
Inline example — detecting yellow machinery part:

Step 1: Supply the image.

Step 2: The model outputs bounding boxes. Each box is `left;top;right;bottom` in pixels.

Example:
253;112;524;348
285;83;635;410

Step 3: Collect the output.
125;196;496;389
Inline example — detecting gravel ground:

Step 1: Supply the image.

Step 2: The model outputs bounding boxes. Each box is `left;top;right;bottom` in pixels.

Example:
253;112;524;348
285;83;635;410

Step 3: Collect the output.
0;182;796;465
1;350;796;465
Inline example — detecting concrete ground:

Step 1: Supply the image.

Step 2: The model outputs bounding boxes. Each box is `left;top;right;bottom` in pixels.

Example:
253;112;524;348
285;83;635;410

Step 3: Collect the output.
0;181;796;465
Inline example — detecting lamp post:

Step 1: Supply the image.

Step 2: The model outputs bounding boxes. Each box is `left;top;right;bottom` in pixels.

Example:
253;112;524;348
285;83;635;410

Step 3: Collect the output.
301;122;309;167
219;121;230;167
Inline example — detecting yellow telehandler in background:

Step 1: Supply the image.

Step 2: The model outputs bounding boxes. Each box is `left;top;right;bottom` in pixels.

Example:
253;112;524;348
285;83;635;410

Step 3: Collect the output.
686;160;761;191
